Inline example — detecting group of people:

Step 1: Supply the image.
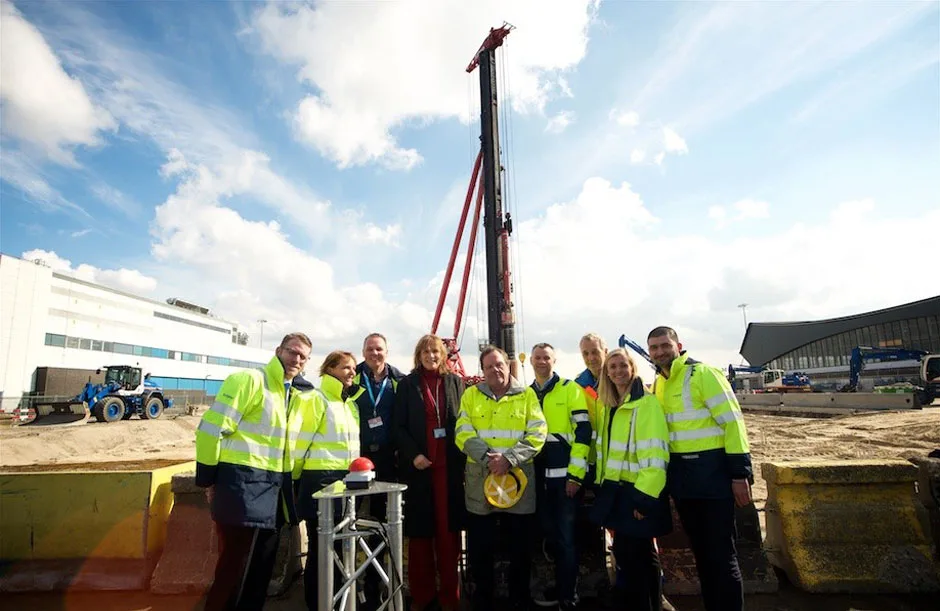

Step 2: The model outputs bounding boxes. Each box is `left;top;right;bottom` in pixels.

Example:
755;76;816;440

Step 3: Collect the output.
195;326;753;611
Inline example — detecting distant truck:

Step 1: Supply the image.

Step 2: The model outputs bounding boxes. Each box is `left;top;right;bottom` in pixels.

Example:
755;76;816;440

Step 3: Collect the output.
14;365;172;426
727;365;812;393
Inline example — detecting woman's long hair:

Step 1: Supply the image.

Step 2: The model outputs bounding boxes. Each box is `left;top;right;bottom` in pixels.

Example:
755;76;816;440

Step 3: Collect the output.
597;348;637;408
411;334;451;375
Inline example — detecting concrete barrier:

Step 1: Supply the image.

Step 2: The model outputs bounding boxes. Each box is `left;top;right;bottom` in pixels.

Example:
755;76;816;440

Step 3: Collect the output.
0;459;195;592
150;472;302;596
735;393;783;406
830;393;917;410
657;499;778;595
763;460;940;593
908;456;940;556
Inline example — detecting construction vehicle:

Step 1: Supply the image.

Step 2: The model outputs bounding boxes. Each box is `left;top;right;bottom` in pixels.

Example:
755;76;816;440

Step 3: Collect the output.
841;346;940;405
619;334;654;366
727;365;812;393
14;365;172;426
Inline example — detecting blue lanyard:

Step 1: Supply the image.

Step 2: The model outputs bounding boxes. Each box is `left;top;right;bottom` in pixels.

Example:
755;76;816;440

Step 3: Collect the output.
365;376;390;411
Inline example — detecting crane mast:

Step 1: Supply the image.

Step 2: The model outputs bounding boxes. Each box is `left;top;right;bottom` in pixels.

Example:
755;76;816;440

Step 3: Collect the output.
472;25;516;360
431;24;517;378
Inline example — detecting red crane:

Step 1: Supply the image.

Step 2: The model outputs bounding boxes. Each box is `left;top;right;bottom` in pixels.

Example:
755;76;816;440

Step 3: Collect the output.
431;23;518;381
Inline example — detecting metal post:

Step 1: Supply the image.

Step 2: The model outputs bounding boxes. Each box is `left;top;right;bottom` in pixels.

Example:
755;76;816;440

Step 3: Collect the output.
343;497;357;611
258;318;267;348
386;489;404;611
317;497;334;611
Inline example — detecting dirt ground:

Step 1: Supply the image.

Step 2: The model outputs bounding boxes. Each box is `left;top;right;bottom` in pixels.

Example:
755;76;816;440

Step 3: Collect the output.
2;409;939;610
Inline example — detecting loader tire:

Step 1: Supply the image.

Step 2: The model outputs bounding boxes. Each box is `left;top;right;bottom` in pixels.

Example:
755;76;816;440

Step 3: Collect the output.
98;397;126;423
142;396;165;420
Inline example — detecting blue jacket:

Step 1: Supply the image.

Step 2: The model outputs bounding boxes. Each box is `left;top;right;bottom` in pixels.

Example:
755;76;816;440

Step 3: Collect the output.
354;362;405;452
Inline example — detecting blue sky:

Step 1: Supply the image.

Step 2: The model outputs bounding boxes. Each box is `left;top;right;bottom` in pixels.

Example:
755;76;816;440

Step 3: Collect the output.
1;0;938;376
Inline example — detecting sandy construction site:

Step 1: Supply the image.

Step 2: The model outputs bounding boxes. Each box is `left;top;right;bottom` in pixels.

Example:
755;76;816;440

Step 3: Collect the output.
2;409;939;611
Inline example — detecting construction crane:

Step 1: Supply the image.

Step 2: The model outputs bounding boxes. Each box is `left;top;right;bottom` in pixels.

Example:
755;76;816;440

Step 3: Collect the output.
432;23;517;380
618;334;654;366
840;346;939;405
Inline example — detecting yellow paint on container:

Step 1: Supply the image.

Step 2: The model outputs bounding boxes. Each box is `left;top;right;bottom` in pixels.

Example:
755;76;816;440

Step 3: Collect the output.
762;459;940;593
0;460;195;591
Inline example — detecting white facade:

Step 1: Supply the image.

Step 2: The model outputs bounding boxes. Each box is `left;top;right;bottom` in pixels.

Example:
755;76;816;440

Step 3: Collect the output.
0;254;271;412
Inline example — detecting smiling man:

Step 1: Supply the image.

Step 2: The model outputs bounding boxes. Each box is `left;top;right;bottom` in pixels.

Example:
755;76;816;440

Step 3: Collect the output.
456;345;547;611
529;343;591;610
647;326;752;611
352;332;405;610
195;332;315;611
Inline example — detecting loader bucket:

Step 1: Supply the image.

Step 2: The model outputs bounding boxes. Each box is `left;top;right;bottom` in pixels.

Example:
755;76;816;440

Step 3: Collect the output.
14;401;90;427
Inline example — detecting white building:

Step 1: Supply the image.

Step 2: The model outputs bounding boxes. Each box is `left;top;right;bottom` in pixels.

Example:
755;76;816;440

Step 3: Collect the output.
0;253;271;412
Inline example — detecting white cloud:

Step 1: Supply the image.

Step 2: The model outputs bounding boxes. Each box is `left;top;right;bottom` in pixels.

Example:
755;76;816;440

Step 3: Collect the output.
545;111;575;134
90;183;142;217
709;198;771;227
70;228;92;238
509;179;939;374
630;149;646;164
253;0;598;169
653;152;665;166
0;149;90;218
610;109;640;127
626;2;936;134
0;1;115;164
662;126;688;154
21;248;157;294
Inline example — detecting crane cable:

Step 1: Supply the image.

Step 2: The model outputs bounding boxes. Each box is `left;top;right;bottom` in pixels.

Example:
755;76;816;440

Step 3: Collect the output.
498;39;527;356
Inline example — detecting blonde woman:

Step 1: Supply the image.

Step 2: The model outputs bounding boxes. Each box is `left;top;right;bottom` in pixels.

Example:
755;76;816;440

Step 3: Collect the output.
592;348;671;611
296;350;361;611
393;334;466;611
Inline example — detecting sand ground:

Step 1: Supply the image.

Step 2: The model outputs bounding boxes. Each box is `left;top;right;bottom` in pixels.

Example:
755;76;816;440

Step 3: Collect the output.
2;408;939;610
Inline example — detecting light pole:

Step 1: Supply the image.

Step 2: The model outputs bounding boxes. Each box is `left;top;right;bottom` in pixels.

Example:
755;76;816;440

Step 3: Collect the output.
738;303;748;332
258;319;267;348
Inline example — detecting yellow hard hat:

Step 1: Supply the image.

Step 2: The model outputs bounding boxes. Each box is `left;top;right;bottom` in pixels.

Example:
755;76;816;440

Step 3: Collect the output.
483;467;528;509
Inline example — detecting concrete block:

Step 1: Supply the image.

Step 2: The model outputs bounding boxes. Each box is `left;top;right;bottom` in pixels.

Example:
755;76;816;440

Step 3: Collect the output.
830;393;917;410
0;460;195;592
762;460;940;593
735;393;783;406
908;456;940;556
657;499;777;596
150;472;302;596
149;473;218;594
781;393;836;408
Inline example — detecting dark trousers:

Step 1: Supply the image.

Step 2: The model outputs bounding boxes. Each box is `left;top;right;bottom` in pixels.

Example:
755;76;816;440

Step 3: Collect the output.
612;534;661;611
467;512;533;610
675;497;743;611
204;523;281;611
537;477;581;603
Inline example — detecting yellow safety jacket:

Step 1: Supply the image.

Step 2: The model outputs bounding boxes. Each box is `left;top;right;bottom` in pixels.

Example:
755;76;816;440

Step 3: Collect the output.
456;378;547;515
654;352;752;499
591;378;672;537
296;374;361;519
574;368;601;466
531;374;591;483
195;355;314;528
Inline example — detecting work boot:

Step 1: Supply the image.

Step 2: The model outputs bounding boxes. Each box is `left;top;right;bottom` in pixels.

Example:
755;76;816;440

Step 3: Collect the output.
533;586;558;607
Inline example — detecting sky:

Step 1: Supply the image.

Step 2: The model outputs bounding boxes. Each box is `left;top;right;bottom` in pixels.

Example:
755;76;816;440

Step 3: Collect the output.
1;0;938;382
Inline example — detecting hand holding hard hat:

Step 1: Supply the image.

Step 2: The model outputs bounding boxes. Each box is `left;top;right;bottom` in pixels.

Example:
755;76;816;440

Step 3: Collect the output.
483;467;527;509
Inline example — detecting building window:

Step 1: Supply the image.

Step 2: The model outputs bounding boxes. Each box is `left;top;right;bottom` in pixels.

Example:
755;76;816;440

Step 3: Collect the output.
181;352;204;363
45;333;66;347
91;340;102;351
114;343;134;354
66;336;80;349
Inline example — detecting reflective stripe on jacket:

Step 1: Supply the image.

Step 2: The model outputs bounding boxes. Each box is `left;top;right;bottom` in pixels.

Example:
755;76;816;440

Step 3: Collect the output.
575;368;601;465
195;355;314;528
456;378;547;515
532;373;591;482
296;373;361;520
654;352;752;498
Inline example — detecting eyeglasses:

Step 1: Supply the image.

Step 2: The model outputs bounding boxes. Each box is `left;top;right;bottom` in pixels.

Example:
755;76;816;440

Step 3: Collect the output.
280;346;310;363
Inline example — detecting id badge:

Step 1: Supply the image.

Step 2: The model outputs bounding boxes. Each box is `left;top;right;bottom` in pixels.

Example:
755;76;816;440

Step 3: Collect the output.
433;427;446;439
368;416;383;429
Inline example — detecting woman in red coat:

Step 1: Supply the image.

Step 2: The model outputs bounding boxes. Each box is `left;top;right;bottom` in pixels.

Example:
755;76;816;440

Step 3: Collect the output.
393;334;466;611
